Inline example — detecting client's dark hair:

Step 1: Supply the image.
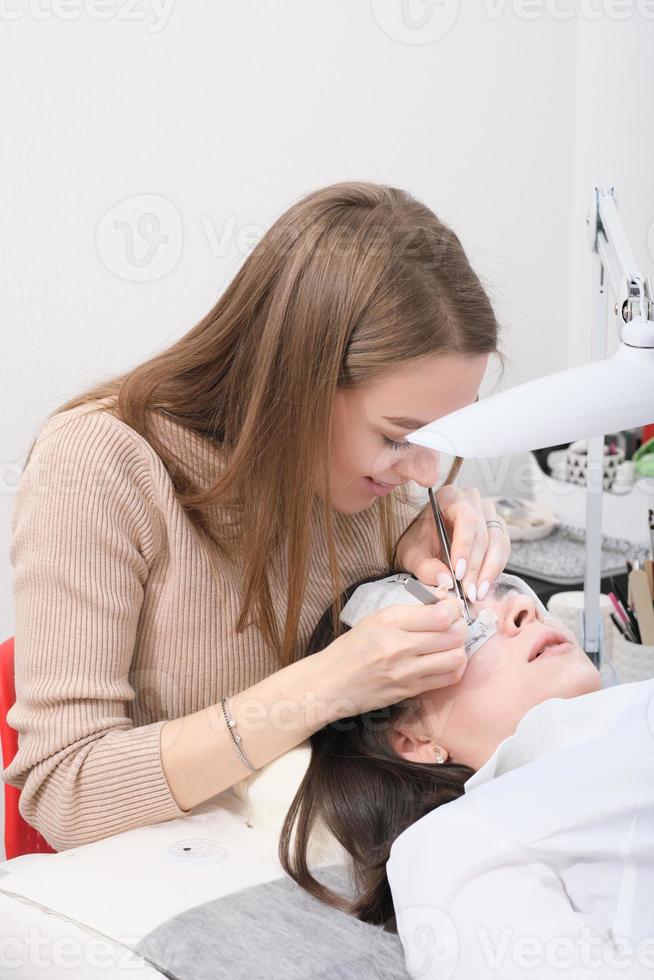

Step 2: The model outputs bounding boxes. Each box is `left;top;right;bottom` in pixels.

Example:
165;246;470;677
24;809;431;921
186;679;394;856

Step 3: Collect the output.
278;570;476;932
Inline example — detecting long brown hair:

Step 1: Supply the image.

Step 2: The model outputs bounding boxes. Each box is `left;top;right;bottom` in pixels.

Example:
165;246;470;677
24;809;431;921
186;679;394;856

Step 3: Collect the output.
279;570;476;931
27;180;500;667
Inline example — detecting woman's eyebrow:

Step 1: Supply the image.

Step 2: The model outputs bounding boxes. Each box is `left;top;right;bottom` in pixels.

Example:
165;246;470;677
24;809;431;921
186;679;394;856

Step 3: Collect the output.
382;397;480;430
382;415;431;428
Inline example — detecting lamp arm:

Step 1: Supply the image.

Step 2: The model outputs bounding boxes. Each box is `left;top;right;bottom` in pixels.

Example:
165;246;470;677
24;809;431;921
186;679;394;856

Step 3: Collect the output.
594;187;653;326
581;187;652;669
580;242;608;665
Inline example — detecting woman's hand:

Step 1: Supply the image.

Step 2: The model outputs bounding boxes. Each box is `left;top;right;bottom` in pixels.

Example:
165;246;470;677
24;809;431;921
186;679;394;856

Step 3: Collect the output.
323;595;469;718
395;486;511;603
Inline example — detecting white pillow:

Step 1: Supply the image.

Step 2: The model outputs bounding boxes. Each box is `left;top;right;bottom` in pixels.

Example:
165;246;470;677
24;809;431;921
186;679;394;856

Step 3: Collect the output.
231;739;347;867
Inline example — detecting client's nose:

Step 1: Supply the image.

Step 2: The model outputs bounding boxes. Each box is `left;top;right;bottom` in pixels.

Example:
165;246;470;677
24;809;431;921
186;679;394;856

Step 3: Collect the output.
500;595;537;636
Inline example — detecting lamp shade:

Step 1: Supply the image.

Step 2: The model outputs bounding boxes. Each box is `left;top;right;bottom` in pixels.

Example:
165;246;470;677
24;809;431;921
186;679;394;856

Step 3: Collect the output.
405;342;654;459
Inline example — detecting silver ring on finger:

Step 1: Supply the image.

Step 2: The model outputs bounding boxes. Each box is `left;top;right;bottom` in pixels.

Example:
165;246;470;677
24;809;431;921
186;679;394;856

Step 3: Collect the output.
485;520;506;533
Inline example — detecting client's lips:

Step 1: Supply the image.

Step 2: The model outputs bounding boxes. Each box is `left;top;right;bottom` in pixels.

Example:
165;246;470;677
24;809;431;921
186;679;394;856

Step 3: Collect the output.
528;629;572;662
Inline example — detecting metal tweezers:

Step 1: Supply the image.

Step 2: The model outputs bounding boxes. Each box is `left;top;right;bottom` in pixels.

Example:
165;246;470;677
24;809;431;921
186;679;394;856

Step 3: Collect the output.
427;487;473;626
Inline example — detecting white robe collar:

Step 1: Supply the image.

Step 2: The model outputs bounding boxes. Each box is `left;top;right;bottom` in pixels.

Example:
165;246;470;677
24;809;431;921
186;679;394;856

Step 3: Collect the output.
463;677;654;793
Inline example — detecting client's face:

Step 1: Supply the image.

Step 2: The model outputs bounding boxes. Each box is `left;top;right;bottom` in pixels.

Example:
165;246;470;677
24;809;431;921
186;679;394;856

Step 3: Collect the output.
391;585;602;771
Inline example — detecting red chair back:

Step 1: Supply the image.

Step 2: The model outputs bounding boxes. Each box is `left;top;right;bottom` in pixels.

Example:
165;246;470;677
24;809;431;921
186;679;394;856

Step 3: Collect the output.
0;637;57;859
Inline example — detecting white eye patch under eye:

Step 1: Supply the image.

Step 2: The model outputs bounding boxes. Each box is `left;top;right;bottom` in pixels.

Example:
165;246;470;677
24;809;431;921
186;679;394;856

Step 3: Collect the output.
338;572;546;662
463;573;551;658
465;607;498;657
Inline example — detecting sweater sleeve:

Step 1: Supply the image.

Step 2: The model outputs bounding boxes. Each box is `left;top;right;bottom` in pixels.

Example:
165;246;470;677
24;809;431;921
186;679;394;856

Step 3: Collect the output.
1;410;191;851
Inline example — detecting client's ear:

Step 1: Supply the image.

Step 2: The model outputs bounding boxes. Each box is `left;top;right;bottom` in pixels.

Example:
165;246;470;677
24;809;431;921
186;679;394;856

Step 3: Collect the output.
390;725;449;765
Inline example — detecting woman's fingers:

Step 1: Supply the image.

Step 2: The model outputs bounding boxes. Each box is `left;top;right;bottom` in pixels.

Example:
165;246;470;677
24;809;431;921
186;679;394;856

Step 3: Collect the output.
396;505;456;588
435;486;511;600
460;512;489;603
338;606;469;717
412;555;455;590
435;485;484;585
401;624;467;662
378;595;464;634
476;499;512;596
394;618;469;659
416;646;468;675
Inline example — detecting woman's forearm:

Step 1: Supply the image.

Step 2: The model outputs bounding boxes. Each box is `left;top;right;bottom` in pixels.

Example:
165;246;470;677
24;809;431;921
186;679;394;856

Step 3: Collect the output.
160;646;345;812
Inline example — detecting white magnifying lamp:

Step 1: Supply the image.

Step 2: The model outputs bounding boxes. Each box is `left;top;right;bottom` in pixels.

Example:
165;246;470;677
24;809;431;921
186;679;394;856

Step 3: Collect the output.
406;187;654;668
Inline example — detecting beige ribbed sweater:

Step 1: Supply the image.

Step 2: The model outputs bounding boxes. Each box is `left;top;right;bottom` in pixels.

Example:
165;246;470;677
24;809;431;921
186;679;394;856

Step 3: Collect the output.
2;398;422;851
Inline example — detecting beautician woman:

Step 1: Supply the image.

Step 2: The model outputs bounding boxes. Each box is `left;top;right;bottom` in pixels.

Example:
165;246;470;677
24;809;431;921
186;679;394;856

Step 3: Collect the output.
2;181;511;851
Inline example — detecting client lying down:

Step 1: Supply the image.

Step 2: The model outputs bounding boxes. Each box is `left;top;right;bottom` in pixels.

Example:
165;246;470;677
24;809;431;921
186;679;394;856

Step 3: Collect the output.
280;571;654;980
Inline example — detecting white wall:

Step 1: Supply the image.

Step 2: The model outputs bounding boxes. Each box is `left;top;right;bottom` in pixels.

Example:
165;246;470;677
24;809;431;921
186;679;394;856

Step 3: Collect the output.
2;2;652;859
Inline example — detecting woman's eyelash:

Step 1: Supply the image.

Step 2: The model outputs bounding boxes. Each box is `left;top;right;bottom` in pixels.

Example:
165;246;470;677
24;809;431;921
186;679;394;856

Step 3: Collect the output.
382;435;412;451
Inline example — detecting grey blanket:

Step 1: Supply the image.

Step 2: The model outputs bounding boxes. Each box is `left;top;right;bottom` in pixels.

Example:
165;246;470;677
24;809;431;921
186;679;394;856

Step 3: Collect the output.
134;865;410;980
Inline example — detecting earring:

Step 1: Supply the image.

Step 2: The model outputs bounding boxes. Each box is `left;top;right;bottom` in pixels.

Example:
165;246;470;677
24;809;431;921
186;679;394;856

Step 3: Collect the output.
434;747;445;765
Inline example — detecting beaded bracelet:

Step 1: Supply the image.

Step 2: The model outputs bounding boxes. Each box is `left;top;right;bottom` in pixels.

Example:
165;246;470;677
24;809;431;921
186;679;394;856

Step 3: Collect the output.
220;695;259;773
